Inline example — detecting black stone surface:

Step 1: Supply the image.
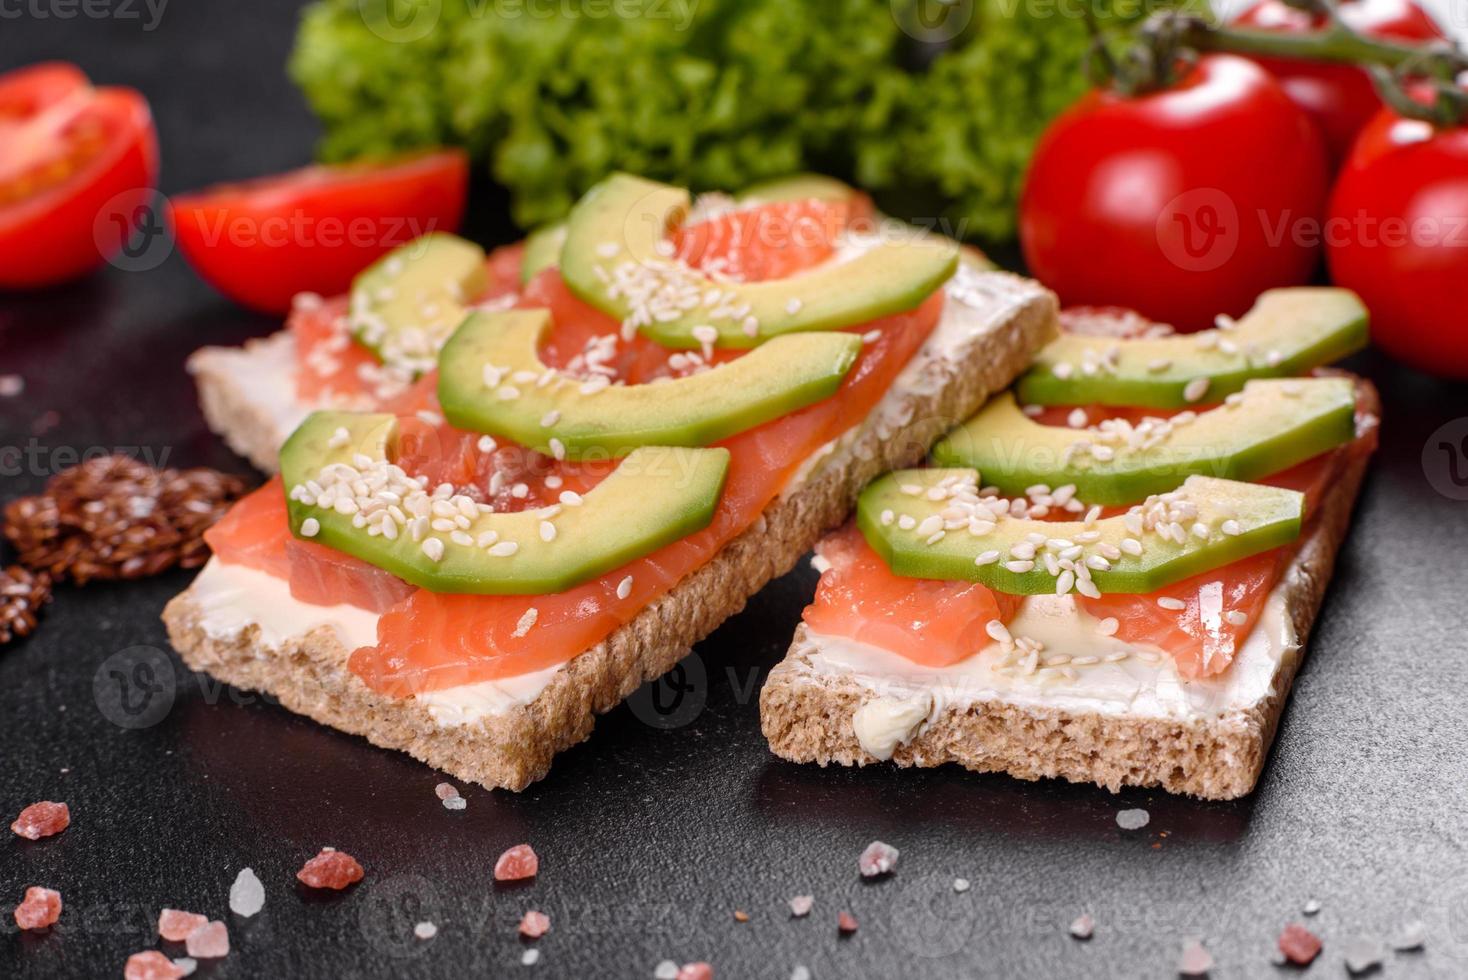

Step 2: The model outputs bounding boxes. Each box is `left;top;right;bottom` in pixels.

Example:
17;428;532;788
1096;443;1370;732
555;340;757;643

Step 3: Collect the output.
4;4;1468;978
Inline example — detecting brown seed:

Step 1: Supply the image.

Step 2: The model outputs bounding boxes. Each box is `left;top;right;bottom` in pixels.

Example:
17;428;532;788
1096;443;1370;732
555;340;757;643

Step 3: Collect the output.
0;565;51;645
733;910;749;923
3;455;248;584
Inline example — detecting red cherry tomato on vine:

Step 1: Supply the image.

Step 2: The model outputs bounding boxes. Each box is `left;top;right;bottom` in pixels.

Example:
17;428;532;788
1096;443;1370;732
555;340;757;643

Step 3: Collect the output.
0;62;159;289
1235;0;1446;166
169;149;469;314
1326;105;1468;379
1020;55;1330;332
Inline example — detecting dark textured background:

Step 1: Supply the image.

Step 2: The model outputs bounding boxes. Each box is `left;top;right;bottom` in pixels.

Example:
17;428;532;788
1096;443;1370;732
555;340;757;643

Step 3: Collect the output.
4;3;1468;977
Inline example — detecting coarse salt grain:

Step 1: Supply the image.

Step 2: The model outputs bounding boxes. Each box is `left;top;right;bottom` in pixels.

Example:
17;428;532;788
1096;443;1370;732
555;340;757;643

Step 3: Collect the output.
858;840;899;877
14;886;61;930
953;878;970;894
494;843;539;881
124;951;184;980
159;909;208;942
443;796;467;811
522;948;540;966
1069;914;1094;940
675;964;711;980
655;962;680;980
296;848;364;890
789;895;813;917
435;782;460;800
1178;939;1213;976
414;921;438;940
185;921;229;959
519;910;551;938
838;911;858;934
229;868;264;918
1278;923;1322;965
1115;808;1150;831
11;800;69;839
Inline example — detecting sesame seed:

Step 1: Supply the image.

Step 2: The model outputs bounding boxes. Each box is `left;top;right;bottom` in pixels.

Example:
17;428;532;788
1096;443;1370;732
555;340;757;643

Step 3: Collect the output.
1146;358;1171;373
539;521;556;542
1075;578;1101;599
880;509;895;526
785;297;803;315
862;330;882;344
1183;377;1210;402
559;490;583;507
477;434;498;453
691;325;719;346
512;607;538;637
975;550;1000;566
985;620;1012;644
300;518;321;538
1052;362;1074;380
1120;537;1143;556
1055;569;1075;595
1004;560;1035;573
541;410;561;427
422;538;445;562
489;541;519;557
1221;519;1242;536
1225;610;1248;626
897;515;917;531
1157;596;1186;611
497;386;521;401
616;576;634;600
1067;408;1088;429
1096;617;1119;636
548;438;566;461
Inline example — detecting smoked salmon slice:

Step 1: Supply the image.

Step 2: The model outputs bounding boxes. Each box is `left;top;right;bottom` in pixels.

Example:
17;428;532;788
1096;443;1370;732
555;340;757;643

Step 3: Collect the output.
801;525;1023;668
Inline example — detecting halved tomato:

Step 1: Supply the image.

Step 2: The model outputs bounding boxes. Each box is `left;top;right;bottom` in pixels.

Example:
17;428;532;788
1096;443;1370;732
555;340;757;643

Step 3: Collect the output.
0;62;158;289
169;149;469;314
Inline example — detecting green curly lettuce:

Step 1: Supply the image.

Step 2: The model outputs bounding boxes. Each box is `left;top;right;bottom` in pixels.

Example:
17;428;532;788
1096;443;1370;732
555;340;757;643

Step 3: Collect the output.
291;0;1175;239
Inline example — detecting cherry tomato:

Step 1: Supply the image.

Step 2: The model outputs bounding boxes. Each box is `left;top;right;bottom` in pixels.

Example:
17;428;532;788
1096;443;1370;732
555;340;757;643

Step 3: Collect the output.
1326;106;1468;379
0;62;159;289
169;150;469;314
1020;55;1329;333
1234;0;1445;166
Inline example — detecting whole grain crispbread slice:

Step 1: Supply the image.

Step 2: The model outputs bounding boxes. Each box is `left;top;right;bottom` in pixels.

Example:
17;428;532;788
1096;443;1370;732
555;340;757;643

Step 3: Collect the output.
759;380;1379;801
166;272;1057;791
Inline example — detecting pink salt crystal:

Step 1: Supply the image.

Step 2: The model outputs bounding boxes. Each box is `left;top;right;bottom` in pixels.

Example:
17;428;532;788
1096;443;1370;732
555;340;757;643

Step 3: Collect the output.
158;909;209;942
838;911;858;934
1278;923;1322;966
676;963;713;980
435;782;459;800
1178;939;1213;976
14;886;62;930
185;921;230;959
11;800;69;840
494;843;539;881
858;840;899;877
297;848;365;889
788;895;813;917
124;951;184;980
519;909;551;939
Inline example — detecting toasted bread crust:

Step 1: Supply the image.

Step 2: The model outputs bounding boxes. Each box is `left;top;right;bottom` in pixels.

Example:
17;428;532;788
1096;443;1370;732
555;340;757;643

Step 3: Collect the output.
758;381;1379;801
166;273;1058;791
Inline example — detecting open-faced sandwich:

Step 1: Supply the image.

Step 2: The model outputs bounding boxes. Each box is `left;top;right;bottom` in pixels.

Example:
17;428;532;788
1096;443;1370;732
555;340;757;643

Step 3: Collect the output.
761;288;1378;799
165;173;1057;790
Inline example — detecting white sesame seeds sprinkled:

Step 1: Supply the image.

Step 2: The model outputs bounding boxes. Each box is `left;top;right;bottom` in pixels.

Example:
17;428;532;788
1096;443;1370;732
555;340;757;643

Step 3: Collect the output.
541;410;561;428
1220;519;1242;536
985;620;1012;644
512;607;538;637
477;434;498;453
548;438;566;461
300;518;321;538
1157;596;1186;611
862;329;882;344
880;509;895;526
1096;617;1119;636
1146;358;1172;373
1004;560;1035;574
489;541;519;557
422;537;445;562
1052;362;1074;380
975;550;1000;566
539;521;556;542
595;241;621;258
785;297;803;315
497;386;521;401
617;576;634;600
1225;610;1248;626
1067;408;1088;429
1183;377;1210;403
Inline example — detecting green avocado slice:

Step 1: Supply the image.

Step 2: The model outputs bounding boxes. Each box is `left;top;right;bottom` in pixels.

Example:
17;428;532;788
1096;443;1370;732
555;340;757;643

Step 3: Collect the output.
857;470;1304;596
932;378;1359;506
348;233;487;374
437;309;861;459
559;173;958;350
519;222;567;286
279;411;730;595
1016;288;1368;409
